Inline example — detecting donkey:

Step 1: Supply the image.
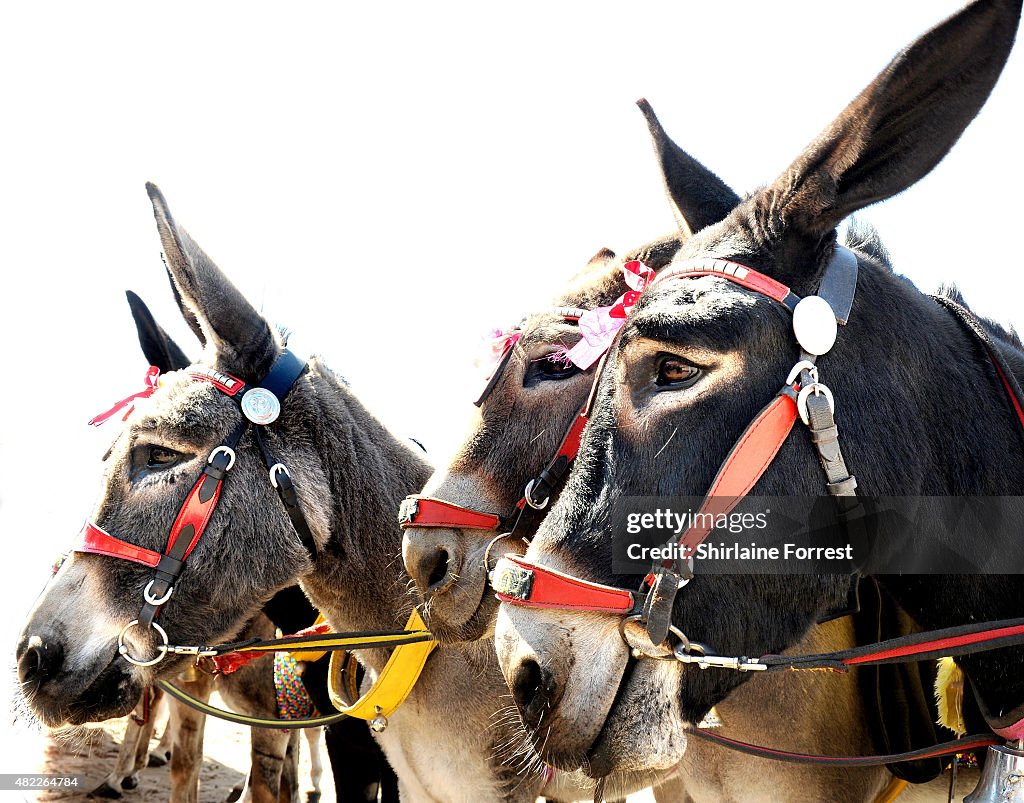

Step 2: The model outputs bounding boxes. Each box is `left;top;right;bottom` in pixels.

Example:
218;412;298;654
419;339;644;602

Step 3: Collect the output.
401;102;952;801
100;290;385;803
493;0;1024;788
15;183;652;802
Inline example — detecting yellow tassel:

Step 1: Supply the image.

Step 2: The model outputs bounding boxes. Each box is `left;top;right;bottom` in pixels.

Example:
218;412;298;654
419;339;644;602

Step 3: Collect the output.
935;657;966;736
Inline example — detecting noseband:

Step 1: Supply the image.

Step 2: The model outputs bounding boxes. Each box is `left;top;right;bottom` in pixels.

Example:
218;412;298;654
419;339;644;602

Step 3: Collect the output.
71;349;318;667
493;246;861;651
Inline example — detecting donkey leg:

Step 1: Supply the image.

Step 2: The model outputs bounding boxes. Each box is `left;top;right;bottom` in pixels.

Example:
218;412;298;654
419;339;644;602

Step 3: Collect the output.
89;692;149;798
149;688;173;767
237;726;292;803
302;728;323;803
280;731;301;803
168;673;214;803
124;704;158;788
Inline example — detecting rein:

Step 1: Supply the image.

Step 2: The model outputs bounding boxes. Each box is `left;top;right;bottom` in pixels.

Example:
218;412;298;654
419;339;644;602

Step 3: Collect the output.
73;351;436;729
494;246;861;648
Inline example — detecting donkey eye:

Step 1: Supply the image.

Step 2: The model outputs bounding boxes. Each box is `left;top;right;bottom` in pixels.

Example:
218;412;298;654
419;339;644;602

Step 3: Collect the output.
656;357;700;388
525;355;580;385
147;446;182;469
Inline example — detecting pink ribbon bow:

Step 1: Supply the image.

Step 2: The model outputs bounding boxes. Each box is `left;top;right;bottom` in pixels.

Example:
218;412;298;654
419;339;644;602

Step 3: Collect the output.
565;260;654;369
482;328;522;379
88;366;161;426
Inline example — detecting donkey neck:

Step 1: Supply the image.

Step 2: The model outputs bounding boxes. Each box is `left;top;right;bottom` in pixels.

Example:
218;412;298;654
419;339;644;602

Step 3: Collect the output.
843;269;1024;728
296;360;432;670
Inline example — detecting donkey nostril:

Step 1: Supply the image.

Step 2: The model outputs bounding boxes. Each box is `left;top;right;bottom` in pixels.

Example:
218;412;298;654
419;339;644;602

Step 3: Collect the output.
427;549;450;591
511;658;544;723
18;638;64;690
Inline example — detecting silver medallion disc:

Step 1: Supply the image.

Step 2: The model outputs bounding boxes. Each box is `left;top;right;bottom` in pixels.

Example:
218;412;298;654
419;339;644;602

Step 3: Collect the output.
241;387;281;425
792;295;838;356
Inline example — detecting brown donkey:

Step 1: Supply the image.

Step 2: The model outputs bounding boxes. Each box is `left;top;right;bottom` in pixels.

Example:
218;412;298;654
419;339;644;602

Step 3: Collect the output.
402;103;965;801
15;184;658;802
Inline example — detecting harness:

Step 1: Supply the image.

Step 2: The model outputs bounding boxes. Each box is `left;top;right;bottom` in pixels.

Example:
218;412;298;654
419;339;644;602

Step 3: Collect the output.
399;263;660;548
493;247;861;647
491;247;1024;775
72;350;435;729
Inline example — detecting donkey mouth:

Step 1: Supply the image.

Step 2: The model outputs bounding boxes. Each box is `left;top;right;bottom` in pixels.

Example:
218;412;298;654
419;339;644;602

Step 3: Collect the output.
24;654;142;728
580;654;642;779
421;585;499;644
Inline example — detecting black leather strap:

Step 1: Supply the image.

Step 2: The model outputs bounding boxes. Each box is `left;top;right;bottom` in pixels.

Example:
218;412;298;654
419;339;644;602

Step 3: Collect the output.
260;349;307;402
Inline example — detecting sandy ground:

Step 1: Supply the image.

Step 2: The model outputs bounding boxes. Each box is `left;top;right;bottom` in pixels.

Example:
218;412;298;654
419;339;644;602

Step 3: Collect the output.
5;691;334;802
4;693;656;803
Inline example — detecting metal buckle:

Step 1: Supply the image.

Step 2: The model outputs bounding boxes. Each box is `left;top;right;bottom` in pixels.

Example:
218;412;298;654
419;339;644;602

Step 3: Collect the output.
268;463;289;489
207;445;236;471
143;579;174;606
118;620;169;667
524;478;550;510
797;382;835;426
490;559;534;601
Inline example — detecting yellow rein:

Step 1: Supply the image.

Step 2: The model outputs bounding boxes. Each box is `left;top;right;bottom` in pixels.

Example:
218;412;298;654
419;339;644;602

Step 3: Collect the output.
158;609;436;730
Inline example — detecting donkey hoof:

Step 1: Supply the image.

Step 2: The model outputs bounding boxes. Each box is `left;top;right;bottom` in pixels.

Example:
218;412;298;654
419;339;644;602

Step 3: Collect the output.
306;792;321;803
87;781;123;799
225;781;244;803
148;750;170;767
120;775;139;790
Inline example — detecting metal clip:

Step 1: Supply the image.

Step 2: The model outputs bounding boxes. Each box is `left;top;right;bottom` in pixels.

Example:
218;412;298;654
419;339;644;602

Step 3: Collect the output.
672;641;768;672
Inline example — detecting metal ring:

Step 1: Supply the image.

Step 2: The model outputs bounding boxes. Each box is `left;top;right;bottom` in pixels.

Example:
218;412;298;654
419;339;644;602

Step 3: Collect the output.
618;614;685;661
796;382;835;426
118;620;169;667
143;580;174;606
207;445;236;471
268;463;289;489
786;359;818;387
523;479;549;510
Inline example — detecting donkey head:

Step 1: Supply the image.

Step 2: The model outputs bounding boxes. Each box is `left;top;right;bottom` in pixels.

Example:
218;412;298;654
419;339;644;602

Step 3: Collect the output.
495;0;1023;777
402;102;740;644
16;185;334;726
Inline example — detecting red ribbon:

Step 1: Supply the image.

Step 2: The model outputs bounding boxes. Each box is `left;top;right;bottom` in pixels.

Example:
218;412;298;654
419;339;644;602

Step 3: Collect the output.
88;366;161;426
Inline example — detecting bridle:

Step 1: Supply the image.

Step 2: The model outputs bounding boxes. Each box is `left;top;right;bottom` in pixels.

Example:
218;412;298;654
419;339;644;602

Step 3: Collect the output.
71;349;318;667
492;246;1024;765
398;307;593;543
493;246;863;653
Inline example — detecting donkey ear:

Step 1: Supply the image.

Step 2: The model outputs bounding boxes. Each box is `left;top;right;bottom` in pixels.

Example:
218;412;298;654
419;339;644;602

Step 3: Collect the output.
145;182;278;380
636;98;740;238
164;267;206;348
125;291;192;372
772;0;1021;239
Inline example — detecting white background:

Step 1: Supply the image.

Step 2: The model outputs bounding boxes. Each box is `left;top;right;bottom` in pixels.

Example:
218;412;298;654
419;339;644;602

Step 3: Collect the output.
3;1;1022;703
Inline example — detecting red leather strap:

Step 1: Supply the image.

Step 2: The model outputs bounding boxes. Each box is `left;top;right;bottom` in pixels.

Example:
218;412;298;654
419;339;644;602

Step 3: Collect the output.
492;391;799;615
165;471;225;558
399;496;503;531
655;260;797;308
207;621;333;675
555;412;588;463
493;555;635;613
678;392;798;553
189;366;247;397
74;522;162;568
